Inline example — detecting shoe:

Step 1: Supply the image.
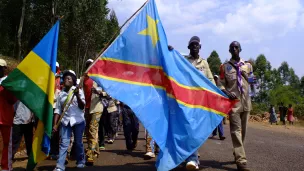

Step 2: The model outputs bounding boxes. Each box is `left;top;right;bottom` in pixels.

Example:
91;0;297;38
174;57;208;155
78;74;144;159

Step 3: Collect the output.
198;153;200;158
86;157;94;163
186;161;199;170
144;152;156;159
237;163;250;171
220;136;226;140
76;164;85;168
108;139;114;144
132;141;138;149
53;168;63;171
99;146;106;150
209;135;216;139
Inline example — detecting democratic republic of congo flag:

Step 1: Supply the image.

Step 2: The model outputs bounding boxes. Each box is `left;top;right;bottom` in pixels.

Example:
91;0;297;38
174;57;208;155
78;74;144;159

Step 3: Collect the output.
2;21;59;170
88;0;235;170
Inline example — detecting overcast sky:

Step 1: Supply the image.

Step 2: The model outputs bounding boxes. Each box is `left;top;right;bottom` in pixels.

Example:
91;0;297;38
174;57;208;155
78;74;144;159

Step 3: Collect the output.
108;0;304;77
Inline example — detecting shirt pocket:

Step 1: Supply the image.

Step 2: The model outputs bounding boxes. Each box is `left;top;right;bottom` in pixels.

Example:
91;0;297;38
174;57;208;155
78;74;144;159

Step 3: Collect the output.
195;65;205;74
226;71;237;81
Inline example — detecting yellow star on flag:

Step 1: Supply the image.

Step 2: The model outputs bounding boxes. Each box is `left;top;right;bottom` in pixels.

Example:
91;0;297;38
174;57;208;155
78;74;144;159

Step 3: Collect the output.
138;15;159;47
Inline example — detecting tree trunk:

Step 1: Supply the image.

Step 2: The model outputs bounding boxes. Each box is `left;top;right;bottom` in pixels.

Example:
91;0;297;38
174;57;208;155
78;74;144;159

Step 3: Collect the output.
51;0;57;24
17;0;26;60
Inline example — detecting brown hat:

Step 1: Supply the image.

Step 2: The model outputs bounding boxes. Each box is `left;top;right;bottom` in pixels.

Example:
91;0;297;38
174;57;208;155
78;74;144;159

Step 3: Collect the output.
0;59;7;67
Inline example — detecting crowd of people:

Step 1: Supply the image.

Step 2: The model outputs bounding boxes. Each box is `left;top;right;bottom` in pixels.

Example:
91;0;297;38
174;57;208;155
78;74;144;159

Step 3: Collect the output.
0;36;255;171
269;103;294;125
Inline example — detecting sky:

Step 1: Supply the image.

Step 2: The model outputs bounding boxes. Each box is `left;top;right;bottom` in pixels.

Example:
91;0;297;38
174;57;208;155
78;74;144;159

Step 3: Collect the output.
108;0;304;77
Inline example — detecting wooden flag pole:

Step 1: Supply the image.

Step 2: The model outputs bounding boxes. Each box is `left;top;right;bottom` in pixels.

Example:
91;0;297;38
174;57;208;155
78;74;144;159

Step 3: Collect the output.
54;94;75;131
85;0;149;73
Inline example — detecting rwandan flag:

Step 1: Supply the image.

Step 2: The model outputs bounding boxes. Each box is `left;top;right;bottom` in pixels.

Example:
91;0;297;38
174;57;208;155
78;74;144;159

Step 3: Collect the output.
2;21;59;170
88;0;234;170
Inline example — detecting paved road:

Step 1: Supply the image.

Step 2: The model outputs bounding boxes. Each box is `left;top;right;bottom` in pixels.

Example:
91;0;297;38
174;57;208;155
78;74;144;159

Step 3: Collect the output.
13;123;304;171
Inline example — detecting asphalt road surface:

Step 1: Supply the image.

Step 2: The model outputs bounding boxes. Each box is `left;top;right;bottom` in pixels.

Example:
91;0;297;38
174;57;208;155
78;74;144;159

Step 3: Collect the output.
12;123;304;171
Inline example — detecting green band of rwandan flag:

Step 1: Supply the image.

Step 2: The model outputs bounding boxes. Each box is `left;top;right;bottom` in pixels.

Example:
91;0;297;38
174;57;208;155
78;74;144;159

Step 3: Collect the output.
2;69;53;137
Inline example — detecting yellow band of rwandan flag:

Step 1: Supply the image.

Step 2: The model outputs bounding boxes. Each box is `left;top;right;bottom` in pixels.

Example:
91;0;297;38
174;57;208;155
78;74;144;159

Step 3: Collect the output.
17;51;55;105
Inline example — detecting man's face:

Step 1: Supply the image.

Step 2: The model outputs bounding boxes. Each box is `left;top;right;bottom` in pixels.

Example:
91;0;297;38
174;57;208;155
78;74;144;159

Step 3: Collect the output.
229;42;241;57
0;66;4;78
189;42;200;55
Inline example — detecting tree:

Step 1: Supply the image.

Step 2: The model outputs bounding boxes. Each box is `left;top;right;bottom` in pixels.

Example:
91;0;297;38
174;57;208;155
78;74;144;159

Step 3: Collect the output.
300;76;304;96
269;85;303;106
254;54;272;102
289;68;300;89
278;61;290;85
107;10;119;39
17;0;26;60
207;50;222;75
269;68;283;89
0;0;120;76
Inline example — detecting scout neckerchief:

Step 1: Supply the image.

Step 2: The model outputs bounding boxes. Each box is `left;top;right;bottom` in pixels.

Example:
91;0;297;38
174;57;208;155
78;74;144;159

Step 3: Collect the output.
62;86;75;111
228;60;245;93
234;61;245;93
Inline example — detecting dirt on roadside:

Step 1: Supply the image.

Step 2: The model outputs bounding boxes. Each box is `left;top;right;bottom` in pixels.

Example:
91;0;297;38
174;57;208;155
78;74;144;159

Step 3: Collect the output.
248;121;304;136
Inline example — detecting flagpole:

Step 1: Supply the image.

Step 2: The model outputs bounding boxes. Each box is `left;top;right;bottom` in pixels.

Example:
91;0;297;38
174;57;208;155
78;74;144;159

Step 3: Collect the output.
53;94;75;131
85;0;149;73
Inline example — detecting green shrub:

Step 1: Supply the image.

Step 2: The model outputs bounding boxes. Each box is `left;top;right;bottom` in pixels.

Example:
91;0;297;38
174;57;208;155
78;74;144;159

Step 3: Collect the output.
251;102;268;115
294;104;304;118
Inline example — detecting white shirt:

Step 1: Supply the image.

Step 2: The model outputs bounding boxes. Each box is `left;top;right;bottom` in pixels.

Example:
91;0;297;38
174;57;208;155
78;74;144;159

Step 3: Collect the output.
54;86;85;126
13;101;34;125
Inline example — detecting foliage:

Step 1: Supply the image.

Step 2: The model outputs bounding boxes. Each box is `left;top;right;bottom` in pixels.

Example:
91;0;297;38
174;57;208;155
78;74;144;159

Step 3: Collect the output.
269;86;303;106
294;104;304;118
0;0;120;76
207;50;222;75
300;76;304;96
251;102;268;115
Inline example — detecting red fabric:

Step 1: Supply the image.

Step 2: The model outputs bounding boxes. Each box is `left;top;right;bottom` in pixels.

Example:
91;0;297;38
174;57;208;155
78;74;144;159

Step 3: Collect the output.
56;67;61;75
54;77;61;92
219;64;225;80
0;125;12;170
0;86;17;126
83;75;93;109
287;108;294;122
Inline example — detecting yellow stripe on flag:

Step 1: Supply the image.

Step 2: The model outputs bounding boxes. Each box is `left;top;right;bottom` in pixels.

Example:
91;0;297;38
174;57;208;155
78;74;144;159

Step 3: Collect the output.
32;121;48;163
17;51;55;105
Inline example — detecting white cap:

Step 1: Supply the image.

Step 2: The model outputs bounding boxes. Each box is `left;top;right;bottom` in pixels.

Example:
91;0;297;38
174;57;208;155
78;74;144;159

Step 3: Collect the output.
214;75;219;78
68;70;76;76
86;59;94;63
0;59;7;67
56;62;59;67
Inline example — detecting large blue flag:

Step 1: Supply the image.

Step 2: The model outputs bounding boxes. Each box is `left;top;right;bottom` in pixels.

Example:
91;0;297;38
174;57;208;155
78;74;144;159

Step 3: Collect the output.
88;0;234;170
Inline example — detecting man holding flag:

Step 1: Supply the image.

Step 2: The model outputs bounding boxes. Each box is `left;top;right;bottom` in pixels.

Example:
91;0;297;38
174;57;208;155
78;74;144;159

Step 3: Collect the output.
87;0;235;170
183;36;216;170
2;21;60;171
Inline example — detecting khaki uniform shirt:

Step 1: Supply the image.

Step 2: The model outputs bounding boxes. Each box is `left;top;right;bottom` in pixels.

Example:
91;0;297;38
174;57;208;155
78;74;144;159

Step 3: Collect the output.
107;98;120;113
89;82;107;114
219;58;252;113
186;55;215;85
